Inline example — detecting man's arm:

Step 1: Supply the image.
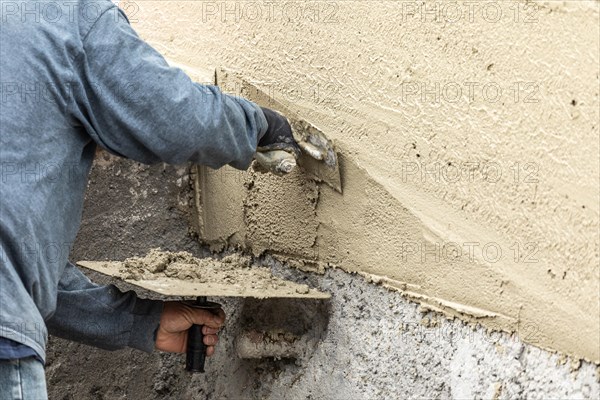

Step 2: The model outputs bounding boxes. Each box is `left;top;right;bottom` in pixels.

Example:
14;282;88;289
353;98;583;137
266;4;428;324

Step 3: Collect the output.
47;263;225;354
71;6;268;169
46;262;163;352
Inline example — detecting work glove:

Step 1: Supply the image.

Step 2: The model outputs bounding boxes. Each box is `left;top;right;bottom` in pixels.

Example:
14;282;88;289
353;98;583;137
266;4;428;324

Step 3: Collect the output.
258;107;301;158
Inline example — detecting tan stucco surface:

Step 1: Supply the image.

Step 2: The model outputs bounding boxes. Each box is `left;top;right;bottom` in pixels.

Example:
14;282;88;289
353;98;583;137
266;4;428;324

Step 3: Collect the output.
129;1;599;362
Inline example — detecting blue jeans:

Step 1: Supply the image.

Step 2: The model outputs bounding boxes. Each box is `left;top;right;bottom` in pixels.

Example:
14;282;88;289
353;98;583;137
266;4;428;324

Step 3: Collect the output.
0;357;47;400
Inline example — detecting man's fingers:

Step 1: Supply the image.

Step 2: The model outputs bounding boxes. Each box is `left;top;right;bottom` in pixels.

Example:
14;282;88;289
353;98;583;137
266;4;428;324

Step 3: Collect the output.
190;307;225;328
202;326;219;335
203;334;218;346
206;346;215;357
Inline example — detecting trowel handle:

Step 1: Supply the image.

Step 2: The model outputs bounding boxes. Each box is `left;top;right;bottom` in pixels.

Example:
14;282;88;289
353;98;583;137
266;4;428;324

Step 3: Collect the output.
186;323;206;373
254;150;297;175
185;297;221;373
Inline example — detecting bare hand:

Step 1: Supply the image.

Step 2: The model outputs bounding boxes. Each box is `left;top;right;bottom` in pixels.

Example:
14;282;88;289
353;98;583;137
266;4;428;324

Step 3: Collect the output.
155;302;225;356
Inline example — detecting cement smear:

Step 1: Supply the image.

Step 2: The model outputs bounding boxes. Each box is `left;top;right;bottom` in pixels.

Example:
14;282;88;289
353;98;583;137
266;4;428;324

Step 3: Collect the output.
117;249;315;297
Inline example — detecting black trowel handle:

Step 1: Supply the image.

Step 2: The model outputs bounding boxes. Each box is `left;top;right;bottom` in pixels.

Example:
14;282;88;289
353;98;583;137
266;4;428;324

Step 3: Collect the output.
185;296;221;373
186;323;206;373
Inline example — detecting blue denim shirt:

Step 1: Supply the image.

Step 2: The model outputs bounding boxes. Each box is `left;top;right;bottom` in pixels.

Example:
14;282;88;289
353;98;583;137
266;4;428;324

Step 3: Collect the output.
0;0;267;362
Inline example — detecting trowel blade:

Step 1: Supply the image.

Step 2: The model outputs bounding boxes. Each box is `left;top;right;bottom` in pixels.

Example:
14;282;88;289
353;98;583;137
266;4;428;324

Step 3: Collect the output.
215;67;342;193
77;261;330;299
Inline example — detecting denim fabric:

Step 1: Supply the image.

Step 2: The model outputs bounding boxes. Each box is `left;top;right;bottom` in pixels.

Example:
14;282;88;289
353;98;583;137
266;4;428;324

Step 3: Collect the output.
0;357;47;400
1;0;267;363
0;338;42;364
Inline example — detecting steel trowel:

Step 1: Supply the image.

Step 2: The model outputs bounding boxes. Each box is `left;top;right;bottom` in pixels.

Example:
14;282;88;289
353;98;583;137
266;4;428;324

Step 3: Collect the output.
215;68;342;193
77;260;329;373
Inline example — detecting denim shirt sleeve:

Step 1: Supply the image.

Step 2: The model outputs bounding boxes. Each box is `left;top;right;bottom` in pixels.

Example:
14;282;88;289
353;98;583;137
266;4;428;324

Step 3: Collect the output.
45;262;163;353
71;6;267;169
0;338;43;364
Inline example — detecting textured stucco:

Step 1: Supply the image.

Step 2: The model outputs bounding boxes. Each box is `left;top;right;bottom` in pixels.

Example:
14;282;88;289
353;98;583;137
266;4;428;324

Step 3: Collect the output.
129;0;599;363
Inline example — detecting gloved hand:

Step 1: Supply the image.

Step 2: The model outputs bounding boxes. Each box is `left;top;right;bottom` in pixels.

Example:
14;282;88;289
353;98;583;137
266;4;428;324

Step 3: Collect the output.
258;107;301;158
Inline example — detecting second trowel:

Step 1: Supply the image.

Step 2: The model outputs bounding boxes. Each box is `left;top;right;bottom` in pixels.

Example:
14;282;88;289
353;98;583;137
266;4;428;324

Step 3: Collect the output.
215;68;342;193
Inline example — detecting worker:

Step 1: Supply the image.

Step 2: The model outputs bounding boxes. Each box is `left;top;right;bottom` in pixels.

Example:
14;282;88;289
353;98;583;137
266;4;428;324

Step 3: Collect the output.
0;0;300;398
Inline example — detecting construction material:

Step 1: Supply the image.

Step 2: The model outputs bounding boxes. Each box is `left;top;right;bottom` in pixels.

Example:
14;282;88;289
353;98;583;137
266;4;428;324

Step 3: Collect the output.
215;67;342;193
77;250;329;299
236;329;305;359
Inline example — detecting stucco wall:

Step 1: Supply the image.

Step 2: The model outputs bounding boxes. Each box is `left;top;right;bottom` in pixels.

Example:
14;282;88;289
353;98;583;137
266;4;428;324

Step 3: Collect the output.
127;0;599;363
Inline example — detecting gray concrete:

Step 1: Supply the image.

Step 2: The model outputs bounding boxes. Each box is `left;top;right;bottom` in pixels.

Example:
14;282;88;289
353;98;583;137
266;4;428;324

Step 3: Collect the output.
259;258;599;400
46;154;599;399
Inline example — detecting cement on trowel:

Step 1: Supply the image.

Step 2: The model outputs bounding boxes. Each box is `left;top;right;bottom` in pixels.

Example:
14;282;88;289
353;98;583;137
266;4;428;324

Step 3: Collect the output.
77;249;330;299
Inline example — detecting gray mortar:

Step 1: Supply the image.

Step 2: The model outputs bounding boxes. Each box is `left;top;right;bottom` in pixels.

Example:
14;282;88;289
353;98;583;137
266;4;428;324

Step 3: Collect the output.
46;154;599;399
259;258;599;400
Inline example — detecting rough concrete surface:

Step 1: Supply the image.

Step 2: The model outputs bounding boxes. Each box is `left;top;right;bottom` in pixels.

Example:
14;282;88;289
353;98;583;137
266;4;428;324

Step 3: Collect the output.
47;153;599;399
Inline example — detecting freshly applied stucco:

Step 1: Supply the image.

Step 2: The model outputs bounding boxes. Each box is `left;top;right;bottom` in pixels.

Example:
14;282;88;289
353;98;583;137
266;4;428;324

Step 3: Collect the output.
129;0;599;363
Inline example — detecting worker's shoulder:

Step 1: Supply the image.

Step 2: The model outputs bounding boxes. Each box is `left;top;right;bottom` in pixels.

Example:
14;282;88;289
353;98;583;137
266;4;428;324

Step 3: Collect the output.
1;0;119;35
9;0;124;41
74;0;125;40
